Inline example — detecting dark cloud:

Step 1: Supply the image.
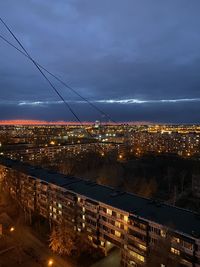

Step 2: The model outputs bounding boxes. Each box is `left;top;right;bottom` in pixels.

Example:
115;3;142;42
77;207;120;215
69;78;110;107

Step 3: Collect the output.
0;0;200;122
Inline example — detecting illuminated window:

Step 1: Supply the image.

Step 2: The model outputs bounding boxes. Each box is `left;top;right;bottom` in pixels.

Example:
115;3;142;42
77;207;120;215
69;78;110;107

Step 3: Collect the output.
130;251;145;262
100;241;105;246
82;207;85;212
171;247;180;255
107;209;112;216
160;230;166;238
115;221;121;228
82;215;85;220
88;235;93;241
58;203;62;209
78;197;81;202
138;244;147;251
115;230;121;237
124;215;128;222
53;208;57;213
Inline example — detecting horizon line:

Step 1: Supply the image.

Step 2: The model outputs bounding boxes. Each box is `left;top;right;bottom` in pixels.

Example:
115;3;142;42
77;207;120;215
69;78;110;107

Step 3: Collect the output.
0;119;199;126
0;119;153;126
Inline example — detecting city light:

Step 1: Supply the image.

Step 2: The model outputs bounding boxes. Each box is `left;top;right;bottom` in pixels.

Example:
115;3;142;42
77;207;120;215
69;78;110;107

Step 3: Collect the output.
9;226;15;232
48;259;54;266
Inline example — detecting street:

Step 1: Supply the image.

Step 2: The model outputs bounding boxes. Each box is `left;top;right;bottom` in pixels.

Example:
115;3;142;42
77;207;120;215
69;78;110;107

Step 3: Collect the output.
90;248;121;267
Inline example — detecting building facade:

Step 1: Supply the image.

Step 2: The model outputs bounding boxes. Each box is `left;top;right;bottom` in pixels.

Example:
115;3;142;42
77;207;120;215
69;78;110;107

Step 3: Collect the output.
0;157;200;267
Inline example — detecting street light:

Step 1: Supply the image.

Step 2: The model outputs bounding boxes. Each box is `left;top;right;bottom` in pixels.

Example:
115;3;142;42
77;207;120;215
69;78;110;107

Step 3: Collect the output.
48;259;54;266
10;226;15;232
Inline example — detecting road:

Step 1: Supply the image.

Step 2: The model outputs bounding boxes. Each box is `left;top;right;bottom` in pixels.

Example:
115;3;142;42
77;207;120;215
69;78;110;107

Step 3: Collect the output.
15;225;76;267
90;249;121;267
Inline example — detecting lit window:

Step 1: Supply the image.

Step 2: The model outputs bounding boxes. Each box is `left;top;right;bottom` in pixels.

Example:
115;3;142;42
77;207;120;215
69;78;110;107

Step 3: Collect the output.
171;247;180;255
138;244;147;251
88;235;93;241
100;241;105;246
115;230;121;237
107;209;112;216
160;230;166;238
115;221;121;228
129;251;145;262
173;237;180;243
58;203;62;209
124;215;128;222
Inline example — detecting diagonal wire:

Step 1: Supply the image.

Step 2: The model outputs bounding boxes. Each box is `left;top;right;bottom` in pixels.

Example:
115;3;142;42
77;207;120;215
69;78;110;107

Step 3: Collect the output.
0;33;116;123
0;17;82;124
0;17;109;155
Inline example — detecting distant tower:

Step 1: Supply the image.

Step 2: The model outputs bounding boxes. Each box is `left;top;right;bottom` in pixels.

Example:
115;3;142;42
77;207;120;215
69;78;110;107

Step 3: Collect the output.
94;120;100;129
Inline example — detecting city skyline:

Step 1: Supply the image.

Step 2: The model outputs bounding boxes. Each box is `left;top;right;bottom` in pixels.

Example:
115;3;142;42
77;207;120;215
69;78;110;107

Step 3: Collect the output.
1;1;200;123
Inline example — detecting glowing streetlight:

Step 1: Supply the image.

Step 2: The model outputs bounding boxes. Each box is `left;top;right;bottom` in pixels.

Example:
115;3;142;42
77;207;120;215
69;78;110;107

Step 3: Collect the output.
10;226;15;232
48;259;54;266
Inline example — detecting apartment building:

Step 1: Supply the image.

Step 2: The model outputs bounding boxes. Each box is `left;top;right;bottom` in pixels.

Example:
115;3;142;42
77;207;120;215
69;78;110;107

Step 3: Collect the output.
1;142;123;163
0;157;200;267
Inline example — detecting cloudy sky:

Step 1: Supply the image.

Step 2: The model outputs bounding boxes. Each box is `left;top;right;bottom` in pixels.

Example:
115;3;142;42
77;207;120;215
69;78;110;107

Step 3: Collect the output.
0;0;200;123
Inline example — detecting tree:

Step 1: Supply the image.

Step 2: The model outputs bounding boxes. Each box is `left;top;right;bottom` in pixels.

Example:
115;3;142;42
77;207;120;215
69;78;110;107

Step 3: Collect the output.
49;224;76;256
49;223;99;259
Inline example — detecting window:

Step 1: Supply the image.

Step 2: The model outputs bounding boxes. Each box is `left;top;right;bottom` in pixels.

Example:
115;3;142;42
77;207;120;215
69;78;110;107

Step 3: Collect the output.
53;207;57;213
124;215;128;222
107;209;112;216
115;230;121;237
183;241;193;250
150;226;160;235
115;221;121;228
173;237;180;243
129;251;145;262
138;244;147;251
88;235;93;241
160;230;166;238
171;247;180;255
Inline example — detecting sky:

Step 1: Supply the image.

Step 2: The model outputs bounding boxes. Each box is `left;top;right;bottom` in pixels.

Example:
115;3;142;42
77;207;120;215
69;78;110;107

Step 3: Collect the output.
0;0;200;123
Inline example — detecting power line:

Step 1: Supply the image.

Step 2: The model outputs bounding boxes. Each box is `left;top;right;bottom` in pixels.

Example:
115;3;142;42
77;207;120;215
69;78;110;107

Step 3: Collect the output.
0;17;107;154
0;17;83;124
0;33;116;124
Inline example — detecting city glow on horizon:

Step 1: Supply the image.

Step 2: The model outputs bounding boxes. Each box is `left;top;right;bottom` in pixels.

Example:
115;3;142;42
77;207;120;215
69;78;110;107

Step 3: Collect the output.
0;120;153;125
